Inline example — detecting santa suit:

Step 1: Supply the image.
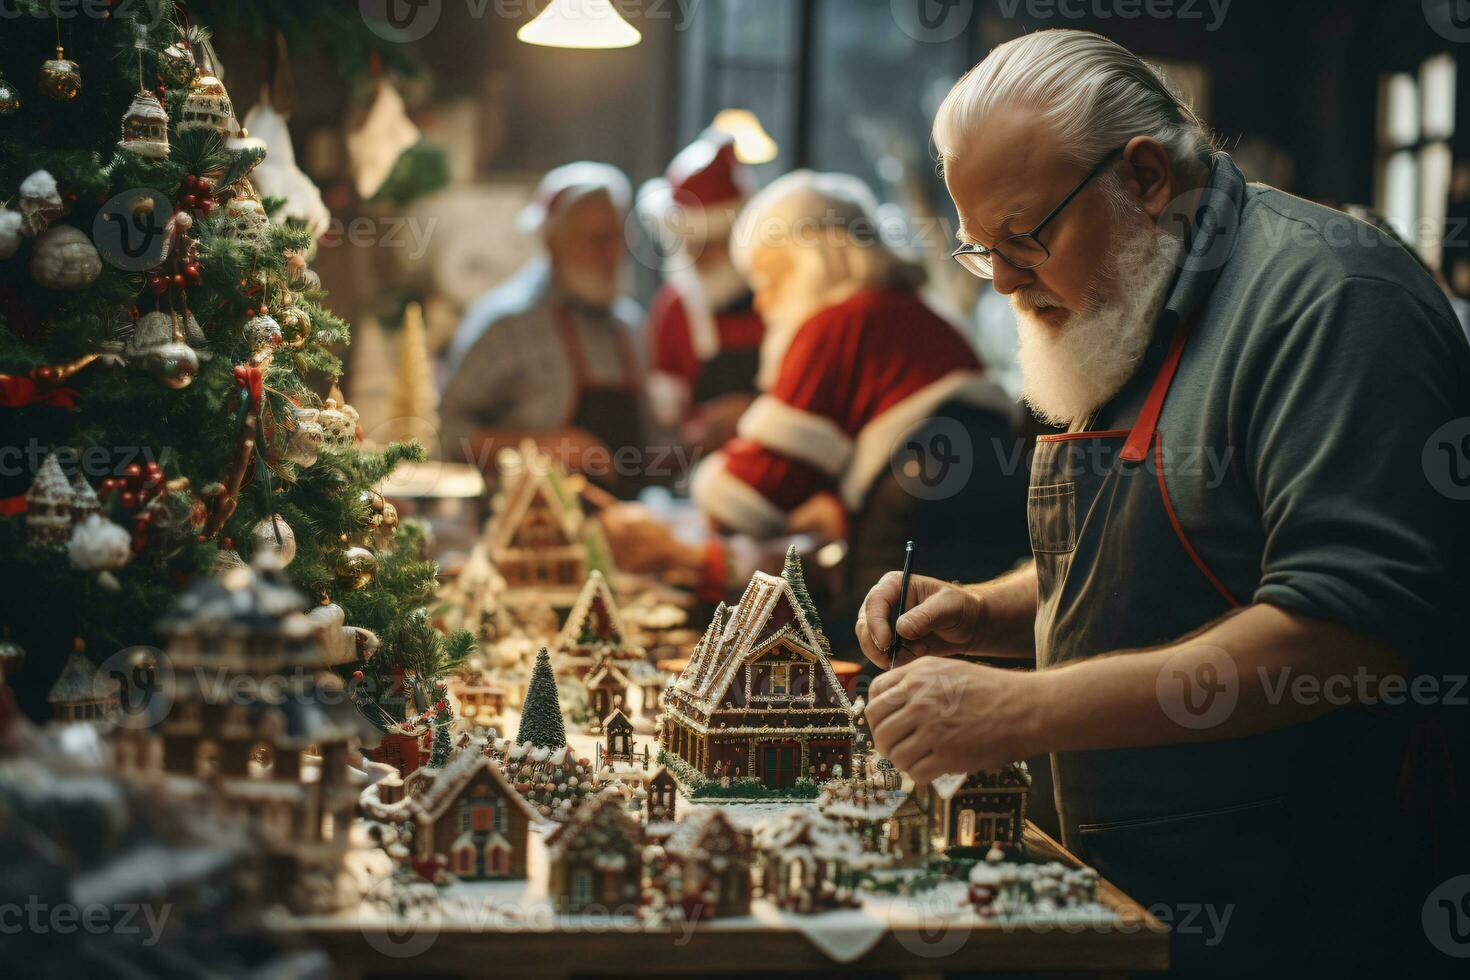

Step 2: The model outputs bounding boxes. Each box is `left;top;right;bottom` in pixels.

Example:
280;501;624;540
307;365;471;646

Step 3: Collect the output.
692;287;1014;533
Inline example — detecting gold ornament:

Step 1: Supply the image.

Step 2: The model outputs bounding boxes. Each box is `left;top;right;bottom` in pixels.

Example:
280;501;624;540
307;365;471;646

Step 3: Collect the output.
0;73;20;114
118;90;170;159
39;46;81;102
335;545;377;589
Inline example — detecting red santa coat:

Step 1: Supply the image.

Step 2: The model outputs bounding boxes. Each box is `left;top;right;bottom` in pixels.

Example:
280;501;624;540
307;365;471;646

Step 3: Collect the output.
647;278;765;425
692;288;1009;535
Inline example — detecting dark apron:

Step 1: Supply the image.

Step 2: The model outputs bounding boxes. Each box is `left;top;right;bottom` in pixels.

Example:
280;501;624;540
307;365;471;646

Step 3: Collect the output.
554;303;645;500
1031;312;1431;976
690;295;761;406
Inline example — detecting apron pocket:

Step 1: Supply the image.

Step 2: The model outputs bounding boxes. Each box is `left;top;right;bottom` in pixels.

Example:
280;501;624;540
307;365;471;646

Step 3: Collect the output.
1027;482;1077;554
1078;799;1315;976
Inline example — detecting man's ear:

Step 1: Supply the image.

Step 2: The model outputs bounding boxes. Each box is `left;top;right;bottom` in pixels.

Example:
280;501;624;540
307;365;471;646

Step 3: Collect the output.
1120;136;1176;221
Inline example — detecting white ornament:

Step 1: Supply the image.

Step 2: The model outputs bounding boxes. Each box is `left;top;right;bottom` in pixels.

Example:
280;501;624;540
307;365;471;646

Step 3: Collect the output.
19;169;63;236
177;74;238;138
252;514;297;566
318;399;356;445
243;95;331;241
347;79;420;199
0;208;21;259
225;188;270;246
118;90;170;158
68;514;132;590
30;225;102;289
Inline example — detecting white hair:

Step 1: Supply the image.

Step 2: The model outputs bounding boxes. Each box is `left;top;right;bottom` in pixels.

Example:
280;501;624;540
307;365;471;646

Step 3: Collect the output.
933;30;1215;178
729;169;924;291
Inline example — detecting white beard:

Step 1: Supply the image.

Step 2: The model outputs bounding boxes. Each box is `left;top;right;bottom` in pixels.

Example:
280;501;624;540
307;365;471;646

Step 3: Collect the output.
560;262;625;310
755;249;862;389
1015;212;1181;426
670;250;750;311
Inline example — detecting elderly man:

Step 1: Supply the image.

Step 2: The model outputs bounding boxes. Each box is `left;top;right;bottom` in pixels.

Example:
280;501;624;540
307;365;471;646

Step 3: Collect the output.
605;170;1026;617
859;31;1469;975
440;162;647;495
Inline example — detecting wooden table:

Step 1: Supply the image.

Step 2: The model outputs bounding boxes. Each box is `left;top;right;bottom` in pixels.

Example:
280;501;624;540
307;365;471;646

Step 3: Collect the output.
281;823;1168;978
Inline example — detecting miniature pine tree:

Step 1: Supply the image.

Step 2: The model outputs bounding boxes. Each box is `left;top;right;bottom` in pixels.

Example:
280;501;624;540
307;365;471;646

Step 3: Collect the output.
516;647;567;748
388;302;439;449
428;681;453;767
782;545;825;640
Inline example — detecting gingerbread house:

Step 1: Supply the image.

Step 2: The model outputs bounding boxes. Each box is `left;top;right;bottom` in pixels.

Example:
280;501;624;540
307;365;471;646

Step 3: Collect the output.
360;740;543;881
114;555;382;914
818;775;929;868
753;807;874;913
446;655;508;728
583;657;632;731
656;809;752;920
927;763;1031;851
660;556;854;789
47;643;117;724
546;791;643;913
554;570;644;677
486;445;591;602
602;708;635;764
646;766;678;823
26;452;75;546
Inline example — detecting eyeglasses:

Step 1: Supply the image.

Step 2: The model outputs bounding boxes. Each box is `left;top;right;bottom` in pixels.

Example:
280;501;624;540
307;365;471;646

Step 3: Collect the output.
951;145;1126;280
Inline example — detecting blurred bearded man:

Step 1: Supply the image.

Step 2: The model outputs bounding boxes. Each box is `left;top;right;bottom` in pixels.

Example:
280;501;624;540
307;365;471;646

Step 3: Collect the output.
441;162;647;496
640;132;766;452
856;30;1469;978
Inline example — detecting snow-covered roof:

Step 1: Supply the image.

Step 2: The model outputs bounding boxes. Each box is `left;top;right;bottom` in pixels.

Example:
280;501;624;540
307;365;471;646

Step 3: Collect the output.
602;708;633;733
157;555;317;644
817;780;922;823
48;651;115;704
360;738;542;826
544;789;641;859
27;452;72;506
662;808;745;859
752;807;874;867
668;570;846;720
488;448;582;555
584;658;632;691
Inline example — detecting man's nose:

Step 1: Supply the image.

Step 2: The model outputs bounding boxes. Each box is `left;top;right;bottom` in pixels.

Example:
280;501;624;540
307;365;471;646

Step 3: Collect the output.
989;256;1034;296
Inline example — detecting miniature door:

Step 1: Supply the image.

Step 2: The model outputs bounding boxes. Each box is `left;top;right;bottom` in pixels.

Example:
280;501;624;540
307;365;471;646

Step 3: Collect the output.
758;741;799;788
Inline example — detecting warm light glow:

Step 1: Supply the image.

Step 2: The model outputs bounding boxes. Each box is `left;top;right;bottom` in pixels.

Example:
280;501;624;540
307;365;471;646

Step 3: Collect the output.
517;0;642;49
712;108;779;165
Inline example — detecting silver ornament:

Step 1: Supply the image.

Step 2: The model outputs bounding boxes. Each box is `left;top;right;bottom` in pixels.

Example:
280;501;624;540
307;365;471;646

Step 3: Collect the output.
251;515;297;566
30;225;102;289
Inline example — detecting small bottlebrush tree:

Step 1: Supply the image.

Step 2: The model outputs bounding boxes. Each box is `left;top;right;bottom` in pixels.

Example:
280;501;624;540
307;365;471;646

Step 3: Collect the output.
516;646;567;748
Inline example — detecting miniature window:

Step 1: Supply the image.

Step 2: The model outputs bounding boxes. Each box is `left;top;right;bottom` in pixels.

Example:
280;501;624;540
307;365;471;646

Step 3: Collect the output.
472;801;499;832
958;809;977;847
485;841;510;875
770;664;789;696
571;869;594;905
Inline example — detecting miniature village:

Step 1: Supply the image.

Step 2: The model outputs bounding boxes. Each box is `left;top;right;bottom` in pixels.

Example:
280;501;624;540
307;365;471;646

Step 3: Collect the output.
4;445;1115;957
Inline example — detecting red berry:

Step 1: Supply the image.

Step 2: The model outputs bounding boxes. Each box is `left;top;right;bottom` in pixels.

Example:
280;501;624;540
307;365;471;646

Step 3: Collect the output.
34;366;56;383
222;537;233;550
186;263;201;280
172;274;186;289
352;670;365;682
245;308;256;318
147;276;168;295
120;491;136;508
125;463;142;478
180;194;197;209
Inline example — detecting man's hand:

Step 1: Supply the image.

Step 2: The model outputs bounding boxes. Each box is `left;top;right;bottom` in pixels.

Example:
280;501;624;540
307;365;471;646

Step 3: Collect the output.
855;573;986;668
599;504;686;575
785;492;845;543
865;657;1042;785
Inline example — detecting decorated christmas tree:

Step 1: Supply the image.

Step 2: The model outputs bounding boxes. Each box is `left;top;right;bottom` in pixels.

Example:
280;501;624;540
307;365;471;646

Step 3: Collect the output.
0;2;469;727
517;646;567;748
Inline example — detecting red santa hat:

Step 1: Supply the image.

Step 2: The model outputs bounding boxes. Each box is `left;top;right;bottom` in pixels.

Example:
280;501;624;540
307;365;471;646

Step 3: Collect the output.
518;161;632;236
637;132;751;250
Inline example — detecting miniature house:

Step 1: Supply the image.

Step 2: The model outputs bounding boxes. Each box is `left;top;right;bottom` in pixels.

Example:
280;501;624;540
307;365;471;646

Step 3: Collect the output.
546;792;644;913
927;763;1032;851
658;809;753;920
818;776;929;868
118;90;170;158
446;656;508;727
603;708;635;764
554;570;645;677
178;73;238;137
646;766;678;823
47;644;117;724
487;446;591;600
583;657;632;730
360;742;542;881
661;558;855;790
113;556;381;914
753;808;874;913
26;452;75;546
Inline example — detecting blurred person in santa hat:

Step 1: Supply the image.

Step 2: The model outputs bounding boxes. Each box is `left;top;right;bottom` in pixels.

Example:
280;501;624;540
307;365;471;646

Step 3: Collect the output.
603;170;1029;625
441;162;649;497
638;132;766;454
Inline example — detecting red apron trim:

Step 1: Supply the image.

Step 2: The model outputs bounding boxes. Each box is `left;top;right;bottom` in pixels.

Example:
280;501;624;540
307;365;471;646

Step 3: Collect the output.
1037;429;1131;443
1122;318;1191;463
1153;434;1241;608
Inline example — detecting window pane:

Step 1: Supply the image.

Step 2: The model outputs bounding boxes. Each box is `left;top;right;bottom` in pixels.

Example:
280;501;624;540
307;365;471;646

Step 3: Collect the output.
1418;142;1452;270
1383;150;1419;243
1421;53;1456;141
1380;73;1420;149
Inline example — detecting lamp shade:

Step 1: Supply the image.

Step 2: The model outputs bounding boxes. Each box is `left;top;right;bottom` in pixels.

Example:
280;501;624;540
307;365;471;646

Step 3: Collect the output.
712;108;779;165
517;0;642;49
